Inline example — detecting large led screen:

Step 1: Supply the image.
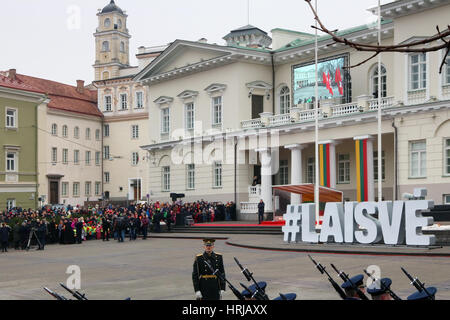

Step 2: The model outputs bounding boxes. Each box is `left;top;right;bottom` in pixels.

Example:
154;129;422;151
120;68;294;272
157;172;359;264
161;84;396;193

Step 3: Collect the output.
292;55;348;105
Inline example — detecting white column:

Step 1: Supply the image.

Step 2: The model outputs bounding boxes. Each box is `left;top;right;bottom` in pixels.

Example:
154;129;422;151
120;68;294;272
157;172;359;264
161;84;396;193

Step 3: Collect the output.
285;144;305;204
257;148;273;213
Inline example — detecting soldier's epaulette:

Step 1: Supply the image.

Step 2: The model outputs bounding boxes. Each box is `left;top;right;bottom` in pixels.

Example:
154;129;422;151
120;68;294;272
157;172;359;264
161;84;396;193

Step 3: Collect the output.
215;252;222;256
196;254;203;257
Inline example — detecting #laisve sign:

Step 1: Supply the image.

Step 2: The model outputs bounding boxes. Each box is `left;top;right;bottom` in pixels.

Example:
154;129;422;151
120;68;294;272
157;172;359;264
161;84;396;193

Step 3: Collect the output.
282;201;436;246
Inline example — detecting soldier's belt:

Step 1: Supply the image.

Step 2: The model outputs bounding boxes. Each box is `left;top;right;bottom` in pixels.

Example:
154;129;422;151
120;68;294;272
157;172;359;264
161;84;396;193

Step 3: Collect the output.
200;275;217;279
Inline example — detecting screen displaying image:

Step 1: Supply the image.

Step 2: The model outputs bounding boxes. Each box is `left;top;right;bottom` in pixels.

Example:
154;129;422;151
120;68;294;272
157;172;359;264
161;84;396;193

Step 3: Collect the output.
292;55;347;105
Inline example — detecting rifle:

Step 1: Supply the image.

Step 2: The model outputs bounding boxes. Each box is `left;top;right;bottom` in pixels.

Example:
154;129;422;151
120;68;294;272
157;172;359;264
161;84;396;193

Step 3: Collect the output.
203;259;245;300
59;282;88;301
363;269;402;300
238;282;267;301
401;267;435;300
44;287;69;300
330;264;369;300
234;257;269;300
308;255;347;300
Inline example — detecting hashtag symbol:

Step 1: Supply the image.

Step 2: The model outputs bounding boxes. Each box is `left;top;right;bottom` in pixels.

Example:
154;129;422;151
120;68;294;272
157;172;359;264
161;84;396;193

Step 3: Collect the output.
282;205;302;243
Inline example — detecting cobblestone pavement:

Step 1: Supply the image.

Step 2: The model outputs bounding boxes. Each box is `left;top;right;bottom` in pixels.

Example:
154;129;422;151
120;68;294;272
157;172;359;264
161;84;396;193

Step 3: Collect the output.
1;233;449;300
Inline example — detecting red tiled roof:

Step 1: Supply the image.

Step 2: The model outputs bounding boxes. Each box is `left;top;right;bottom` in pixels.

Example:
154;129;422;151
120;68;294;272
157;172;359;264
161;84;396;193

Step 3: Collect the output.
0;73;46;95
1;71;102;118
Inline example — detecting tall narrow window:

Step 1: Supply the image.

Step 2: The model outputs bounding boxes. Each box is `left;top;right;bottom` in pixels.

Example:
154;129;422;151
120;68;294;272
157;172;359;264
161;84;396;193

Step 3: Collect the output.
213;162;223;188
6;109;17;128
279;86;291;114
104;96;112;112
95;182;101;196
95;129;100;140
62;182;69;197
62;125;68;138
73;183;80;197
6;152;16;172
279;160;289;185
410;140;427;177
132;152;139;166
104;172;110;184
62;149;68;165
445;52;450;85
74;150;80;164
132;125;139;139
74;127;79;139
162;166;170;191
85;182;91;196
187;164;195;190
212;97;222;126
85;151;91;165
136;92;144;109
104;124;110;137
104;146;110;160
307;157;315;184
120;42;125;53
445;138;450;175
373;151;386;181
371;65;387;98
120;93;128;110
185;103;195;130
86;128;91;140
52;148;57;164
338;154;351;183
409;53;427;90
51;124;58;136
102;41;110;52
95;152;101;166
161;108;170;134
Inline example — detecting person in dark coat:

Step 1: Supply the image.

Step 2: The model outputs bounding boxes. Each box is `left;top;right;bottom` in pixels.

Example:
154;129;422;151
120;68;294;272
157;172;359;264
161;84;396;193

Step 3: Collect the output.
36;220;47;250
63;219;75;244
75;218;83;244
141;214;149;239
0;223;11;252
13;224;21;250
192;239;226;300
102;216;111;241
258;200;265;224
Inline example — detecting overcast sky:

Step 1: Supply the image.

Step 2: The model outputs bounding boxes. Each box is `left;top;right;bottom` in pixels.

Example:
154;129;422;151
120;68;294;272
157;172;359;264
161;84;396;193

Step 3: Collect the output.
0;0;393;86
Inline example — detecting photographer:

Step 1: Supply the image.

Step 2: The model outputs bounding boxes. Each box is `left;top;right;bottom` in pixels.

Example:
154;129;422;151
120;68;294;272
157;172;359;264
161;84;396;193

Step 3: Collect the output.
37;220;47;250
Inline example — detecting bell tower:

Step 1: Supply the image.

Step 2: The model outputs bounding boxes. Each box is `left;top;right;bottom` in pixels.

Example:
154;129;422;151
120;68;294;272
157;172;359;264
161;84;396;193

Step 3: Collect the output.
93;0;131;81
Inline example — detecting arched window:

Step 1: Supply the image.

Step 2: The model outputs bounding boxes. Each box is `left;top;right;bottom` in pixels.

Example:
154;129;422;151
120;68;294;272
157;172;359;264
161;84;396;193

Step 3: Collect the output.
104;18;111;28
74;126;79;139
120;42;125;53
102;41;110;52
118;19;122;29
62;125;68;138
102;71;110;80
370;64;387;98
51;123;57;136
279;86;291;114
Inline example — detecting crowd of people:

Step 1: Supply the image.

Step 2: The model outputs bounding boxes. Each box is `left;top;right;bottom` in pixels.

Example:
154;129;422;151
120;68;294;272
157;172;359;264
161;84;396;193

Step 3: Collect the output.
0;200;236;253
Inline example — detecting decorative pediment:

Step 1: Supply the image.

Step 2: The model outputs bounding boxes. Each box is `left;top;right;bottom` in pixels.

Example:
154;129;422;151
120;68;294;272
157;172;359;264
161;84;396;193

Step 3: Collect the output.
177;90;199;100
154;96;174;105
246;81;273;90
204;83;227;94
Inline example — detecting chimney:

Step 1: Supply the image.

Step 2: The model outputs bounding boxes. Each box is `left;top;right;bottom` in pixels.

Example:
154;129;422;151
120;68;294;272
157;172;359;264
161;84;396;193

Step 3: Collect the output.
76;80;85;94
8;69;16;81
198;38;208;44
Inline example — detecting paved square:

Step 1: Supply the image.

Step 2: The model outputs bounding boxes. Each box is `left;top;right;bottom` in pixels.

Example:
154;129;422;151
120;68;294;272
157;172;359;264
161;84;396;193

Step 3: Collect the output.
1;234;449;300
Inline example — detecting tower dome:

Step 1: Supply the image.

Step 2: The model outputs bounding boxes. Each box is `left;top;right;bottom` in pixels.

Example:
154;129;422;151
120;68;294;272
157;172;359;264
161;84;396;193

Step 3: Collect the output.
101;0;124;14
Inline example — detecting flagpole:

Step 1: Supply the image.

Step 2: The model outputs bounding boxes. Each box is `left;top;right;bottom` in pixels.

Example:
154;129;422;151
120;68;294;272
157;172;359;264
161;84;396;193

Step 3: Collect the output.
377;0;382;203
314;0;320;228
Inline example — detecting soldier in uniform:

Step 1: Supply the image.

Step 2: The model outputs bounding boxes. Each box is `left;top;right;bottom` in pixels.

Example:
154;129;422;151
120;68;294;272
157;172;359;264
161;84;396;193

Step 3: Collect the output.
341;274;366;300
367;278;393;300
192;239;226;300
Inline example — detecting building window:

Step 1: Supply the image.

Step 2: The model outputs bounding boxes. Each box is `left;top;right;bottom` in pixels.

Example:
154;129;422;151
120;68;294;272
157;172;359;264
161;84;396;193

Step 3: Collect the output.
374;151;386;181
185;103;195;130
338;154;351;183
62;182;69;197
102;41;110;52
74;126;79;139
6;199;16;210
120;93;128;110
85;151;91;165
136;92;144;109
62;125;68;138
444;194;450;205
279;160;289;185
6;152;17;172
51;148;57;164
104;95;112;112
51;124;58;136
73;183;80;197
104;18;111;28
6;108;17;128
307;157;315;184
120;42;125;53
62;149;68;165
162;166;170;191
161;108;170;134
132;152;139;166
104;146;110;160
95;152;101;166
213;162;223;188
85;128;91;140
74;150;80;165
187;164;195;190
104;172;110;184
445;138;450;175
370;64;387;98
132;125;139;139
212;96;222;126
409;53;427;90
95;129;100;141
280;86;291;114
104;124;110;137
410;140;427;178
85;182;91;196
95;182;101;196
444;52;450;85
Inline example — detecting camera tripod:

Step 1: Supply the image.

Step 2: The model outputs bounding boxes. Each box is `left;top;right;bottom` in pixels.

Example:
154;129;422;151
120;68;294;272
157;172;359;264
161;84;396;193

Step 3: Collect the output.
26;228;42;251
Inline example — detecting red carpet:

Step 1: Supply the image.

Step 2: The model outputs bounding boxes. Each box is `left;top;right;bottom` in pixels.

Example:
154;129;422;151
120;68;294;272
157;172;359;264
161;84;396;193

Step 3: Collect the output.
193;221;285;227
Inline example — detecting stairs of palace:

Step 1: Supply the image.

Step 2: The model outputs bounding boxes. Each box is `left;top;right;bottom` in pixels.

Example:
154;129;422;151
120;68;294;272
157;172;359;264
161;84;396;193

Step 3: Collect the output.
172;223;283;235
424;205;450;222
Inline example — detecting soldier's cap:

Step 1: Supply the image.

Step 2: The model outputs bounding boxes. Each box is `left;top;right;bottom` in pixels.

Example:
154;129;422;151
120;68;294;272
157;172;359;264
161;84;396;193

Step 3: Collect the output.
341;274;364;290
367;278;392;296
241;282;267;297
407;287;437;300
203;238;216;246
273;293;297;301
